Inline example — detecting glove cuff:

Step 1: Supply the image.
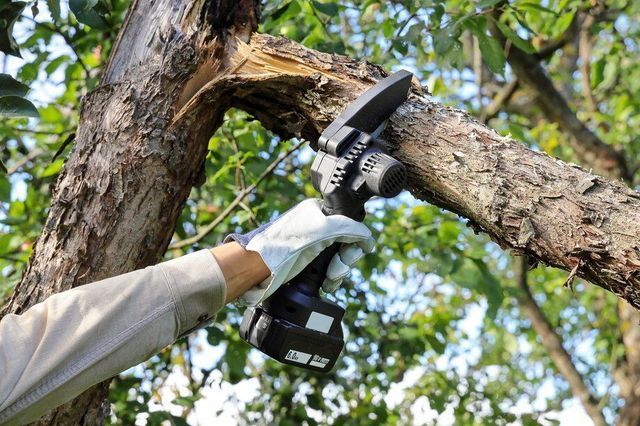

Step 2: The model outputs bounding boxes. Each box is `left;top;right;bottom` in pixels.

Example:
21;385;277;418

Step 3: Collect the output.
223;222;272;249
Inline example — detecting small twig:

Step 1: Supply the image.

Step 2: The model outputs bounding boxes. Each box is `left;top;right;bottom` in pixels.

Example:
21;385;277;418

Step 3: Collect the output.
564;259;582;292
9;128;68;136
7;148;44;174
385;13;418;55
238;201;259;227
169;140;305;249
27;18;91;77
52;133;76;161
481;78;519;123
473;36;484;119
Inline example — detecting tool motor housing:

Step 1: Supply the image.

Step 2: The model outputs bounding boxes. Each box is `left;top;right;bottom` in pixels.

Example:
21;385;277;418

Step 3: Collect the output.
240;70;413;372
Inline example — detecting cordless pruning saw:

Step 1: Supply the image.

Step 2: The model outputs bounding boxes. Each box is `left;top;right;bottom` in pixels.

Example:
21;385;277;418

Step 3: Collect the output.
239;70;413;372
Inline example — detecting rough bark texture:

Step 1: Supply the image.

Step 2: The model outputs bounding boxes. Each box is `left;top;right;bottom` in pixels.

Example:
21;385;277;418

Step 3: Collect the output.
209;34;640;309
0;1;258;424
3;2;640;424
499;19;640;424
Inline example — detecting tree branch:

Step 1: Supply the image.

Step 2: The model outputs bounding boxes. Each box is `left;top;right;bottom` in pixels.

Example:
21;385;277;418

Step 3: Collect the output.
481;78;518;123
176;33;640;309
514;256;607;426
490;15;632;182
578;18;597;113
168;140;304;250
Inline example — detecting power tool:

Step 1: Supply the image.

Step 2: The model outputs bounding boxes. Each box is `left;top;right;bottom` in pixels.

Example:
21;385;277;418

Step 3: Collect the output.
239;70;413;372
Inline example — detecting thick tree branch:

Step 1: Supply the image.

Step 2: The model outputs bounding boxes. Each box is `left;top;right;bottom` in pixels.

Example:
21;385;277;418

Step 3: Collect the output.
180;34;640;310
1;1;261;424
489;11;640;422
514;256;607;426
490;17;631;181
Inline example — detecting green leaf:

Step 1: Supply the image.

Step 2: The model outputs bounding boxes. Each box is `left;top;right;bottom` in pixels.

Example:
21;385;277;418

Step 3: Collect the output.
553;10;575;35
226;340;248;384
0;1;27;57
432;28;454;56
471;258;504;319
0;95;39;118
46;0;60;20
173;395;197;408
517;2;559;16
0;73;29;97
476;0;502;8
69;0;108;28
426;334;446;354
0;158;6;175
206;326;225;346
477;33;505;75
590;59;605;88
44;55;69;76
41;159;64;177
437;221;459;244
465;16;505;75
0;174;10;201
495;20;535;54
600;61;617;90
311;0;338;16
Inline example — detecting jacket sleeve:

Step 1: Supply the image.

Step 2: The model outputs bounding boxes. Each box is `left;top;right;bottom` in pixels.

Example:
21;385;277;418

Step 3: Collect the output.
0;249;227;425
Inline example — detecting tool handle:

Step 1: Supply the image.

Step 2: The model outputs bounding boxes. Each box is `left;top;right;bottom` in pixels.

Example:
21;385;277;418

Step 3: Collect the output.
290;243;341;296
287;200;363;296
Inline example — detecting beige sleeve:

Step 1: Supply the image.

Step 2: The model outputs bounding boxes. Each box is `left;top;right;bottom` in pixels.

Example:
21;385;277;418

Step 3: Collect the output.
0;249;226;425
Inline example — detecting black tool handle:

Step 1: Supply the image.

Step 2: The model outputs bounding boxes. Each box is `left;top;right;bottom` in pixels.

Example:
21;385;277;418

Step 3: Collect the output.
290;243;341;296
286;200;365;297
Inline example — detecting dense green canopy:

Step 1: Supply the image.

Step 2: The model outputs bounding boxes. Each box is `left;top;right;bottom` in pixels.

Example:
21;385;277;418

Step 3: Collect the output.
1;0;639;424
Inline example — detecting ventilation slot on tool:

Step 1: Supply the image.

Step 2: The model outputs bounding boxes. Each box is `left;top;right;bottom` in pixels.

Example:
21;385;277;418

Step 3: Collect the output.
362;152;407;197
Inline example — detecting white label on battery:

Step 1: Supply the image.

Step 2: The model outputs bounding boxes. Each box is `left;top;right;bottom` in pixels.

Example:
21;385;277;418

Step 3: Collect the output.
305;312;333;333
285;349;312;364
309;355;330;368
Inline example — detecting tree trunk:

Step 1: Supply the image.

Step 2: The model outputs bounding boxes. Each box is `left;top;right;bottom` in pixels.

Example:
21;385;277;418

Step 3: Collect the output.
0;1;259;423
3;1;640;424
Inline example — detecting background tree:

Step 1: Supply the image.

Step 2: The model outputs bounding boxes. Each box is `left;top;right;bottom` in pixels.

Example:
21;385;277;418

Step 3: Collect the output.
1;0;639;425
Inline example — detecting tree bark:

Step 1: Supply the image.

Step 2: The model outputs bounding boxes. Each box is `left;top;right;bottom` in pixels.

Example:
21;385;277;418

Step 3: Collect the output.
207;34;640;309
4;2;640;424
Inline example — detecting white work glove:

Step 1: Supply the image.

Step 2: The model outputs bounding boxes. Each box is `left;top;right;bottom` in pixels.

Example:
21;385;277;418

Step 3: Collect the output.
224;199;375;306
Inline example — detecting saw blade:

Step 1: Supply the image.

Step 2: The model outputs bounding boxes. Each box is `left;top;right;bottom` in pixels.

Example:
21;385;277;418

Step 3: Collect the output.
317;69;413;151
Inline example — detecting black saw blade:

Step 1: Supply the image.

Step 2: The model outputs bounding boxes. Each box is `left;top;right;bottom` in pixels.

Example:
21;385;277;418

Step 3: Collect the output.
317;69;413;151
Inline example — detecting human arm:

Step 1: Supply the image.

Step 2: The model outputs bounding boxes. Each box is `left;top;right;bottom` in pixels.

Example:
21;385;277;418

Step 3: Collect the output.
0;243;266;425
0;199;372;425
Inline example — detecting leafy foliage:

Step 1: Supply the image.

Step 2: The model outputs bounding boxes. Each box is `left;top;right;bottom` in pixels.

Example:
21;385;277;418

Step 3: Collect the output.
1;0;638;425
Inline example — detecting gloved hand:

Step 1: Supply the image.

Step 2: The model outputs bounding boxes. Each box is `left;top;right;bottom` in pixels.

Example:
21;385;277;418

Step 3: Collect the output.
224;199;374;306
